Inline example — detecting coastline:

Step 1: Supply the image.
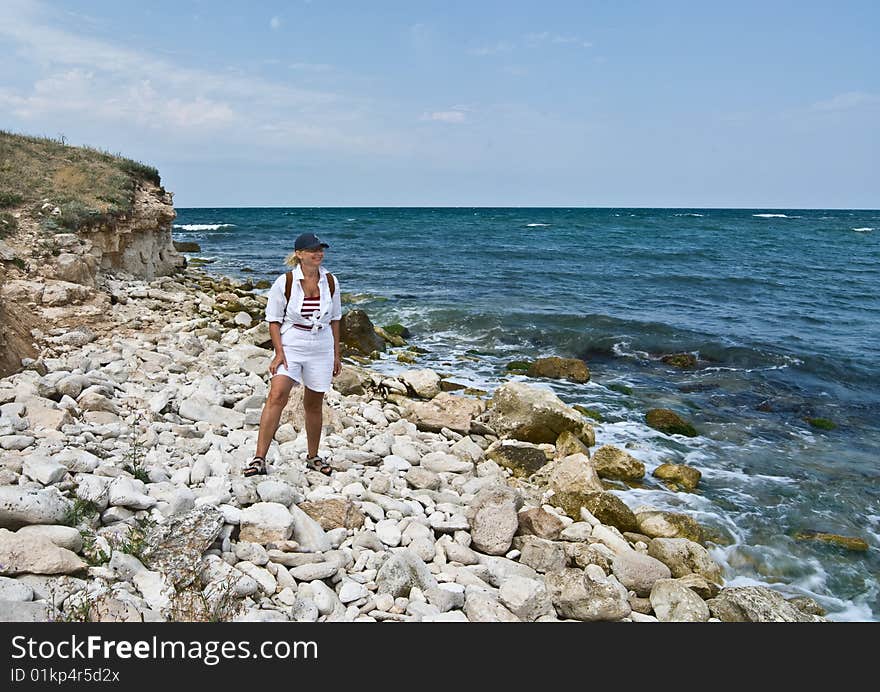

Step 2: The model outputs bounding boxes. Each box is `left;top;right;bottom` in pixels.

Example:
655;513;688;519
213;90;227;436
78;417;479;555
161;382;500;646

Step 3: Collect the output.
0;265;831;622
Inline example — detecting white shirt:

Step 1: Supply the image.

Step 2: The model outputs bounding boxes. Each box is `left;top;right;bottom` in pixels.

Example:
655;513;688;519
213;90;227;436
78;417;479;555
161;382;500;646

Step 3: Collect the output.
265;265;342;339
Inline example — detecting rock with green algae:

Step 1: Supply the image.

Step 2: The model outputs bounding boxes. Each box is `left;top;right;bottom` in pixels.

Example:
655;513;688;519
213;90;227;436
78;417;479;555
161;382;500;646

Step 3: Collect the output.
527;356;591;383
636;510;705;544
645;408;698;437
794;531;868;551
661;353;697;368
591;445;645;482
555;430;591;459
505;360;532;373
382;323;411;339
486;440;550;478
573;404;604;422
805;417;837;430
653;463;701;492
556;491;639;532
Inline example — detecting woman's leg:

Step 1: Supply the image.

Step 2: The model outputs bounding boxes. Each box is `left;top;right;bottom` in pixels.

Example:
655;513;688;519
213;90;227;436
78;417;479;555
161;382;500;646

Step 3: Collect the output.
254;375;296;459
302;386;325;458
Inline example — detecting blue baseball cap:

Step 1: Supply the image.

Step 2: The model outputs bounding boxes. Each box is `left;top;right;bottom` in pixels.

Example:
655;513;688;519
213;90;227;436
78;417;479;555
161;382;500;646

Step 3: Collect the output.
294;232;330;251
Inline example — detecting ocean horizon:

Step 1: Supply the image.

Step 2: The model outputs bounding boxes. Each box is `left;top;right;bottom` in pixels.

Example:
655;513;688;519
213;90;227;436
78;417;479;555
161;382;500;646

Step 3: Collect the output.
173;205;880;621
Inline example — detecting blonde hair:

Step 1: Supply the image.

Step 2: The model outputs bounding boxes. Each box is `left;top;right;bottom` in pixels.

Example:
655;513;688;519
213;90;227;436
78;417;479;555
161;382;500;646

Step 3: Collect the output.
284;250;301;267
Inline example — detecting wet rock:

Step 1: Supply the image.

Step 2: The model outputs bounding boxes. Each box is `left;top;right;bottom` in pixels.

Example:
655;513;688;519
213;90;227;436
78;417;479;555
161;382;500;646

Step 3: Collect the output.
527;357;590;383
653;463;701;492
645;409;698;437
591;445;645;481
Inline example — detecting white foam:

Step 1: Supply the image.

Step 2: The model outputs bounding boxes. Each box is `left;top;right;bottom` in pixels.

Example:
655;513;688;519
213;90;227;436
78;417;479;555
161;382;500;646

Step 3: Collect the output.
526;223;550;227
753;214;794;219
674;213;704;217
853;227;874;232
173;223;236;231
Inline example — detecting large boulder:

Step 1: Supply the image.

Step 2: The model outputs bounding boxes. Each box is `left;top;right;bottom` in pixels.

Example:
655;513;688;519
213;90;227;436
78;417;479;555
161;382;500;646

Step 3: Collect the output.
0;529;87;576
591;445;645;481
645;409;698;437
527;357;590;383
340;310;385;355
487;382;594;446
139;506;225;587
401;393;485;435
706;586;825;622
0;487;72;529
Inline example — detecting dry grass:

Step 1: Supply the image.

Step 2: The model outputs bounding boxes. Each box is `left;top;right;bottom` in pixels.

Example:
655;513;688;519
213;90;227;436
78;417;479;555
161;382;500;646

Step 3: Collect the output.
0;129;161;232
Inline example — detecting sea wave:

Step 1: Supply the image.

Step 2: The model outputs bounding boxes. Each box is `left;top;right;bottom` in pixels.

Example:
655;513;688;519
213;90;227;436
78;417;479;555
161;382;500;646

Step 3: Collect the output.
753;214;797;219
526;223;551;227
853;227;874;232
173;223;236;231
674;213;704;217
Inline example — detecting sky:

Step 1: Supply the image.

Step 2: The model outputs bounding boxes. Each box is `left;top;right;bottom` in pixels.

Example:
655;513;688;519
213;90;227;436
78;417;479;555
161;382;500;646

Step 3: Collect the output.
0;0;877;208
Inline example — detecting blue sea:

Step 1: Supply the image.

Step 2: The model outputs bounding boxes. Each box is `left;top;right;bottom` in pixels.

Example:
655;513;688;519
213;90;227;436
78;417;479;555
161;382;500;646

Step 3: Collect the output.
173;207;880;621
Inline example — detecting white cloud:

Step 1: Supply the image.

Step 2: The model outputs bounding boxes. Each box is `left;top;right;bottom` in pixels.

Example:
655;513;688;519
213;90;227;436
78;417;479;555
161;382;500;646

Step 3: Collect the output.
811;92;880;112
0;0;403;156
422;110;467;124
270;16;281;30
525;32;591;48
289;62;333;72
469;41;514;56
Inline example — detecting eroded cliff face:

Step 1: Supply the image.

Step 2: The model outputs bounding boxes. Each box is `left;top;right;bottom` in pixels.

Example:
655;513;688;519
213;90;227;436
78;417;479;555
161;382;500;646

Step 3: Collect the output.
0;182;185;377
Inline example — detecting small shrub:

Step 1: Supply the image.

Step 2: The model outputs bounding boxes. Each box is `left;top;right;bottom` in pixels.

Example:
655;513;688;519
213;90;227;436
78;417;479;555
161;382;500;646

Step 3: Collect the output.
0;211;17;235
0;191;23;208
63;498;100;527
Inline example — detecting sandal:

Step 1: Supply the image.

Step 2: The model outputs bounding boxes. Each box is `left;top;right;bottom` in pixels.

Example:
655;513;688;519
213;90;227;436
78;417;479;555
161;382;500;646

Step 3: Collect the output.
306;455;332;476
243;457;267;477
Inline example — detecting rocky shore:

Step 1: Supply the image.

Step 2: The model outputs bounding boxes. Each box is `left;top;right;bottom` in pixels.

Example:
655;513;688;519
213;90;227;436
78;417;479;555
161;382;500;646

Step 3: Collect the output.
0;265;828;623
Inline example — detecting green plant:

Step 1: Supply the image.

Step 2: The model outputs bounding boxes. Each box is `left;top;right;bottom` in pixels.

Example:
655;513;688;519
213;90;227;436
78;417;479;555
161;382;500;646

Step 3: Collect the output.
63;498;100;527
0;211;17;236
114;515;155;561
608;383;634;396
79;528;111;566
0;191;24;208
123;438;150;483
166;567;245;622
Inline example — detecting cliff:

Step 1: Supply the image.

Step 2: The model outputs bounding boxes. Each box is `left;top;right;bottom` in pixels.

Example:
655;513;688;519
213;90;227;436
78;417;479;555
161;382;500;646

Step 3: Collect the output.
0;131;184;377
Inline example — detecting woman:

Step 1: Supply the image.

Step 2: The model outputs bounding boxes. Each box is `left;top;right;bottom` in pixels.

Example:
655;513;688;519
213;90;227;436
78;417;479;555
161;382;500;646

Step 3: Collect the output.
245;232;342;477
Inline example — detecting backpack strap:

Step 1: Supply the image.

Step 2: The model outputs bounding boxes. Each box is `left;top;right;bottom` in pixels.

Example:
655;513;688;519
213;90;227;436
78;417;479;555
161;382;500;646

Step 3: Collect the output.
327;272;335;298
283;271;293;316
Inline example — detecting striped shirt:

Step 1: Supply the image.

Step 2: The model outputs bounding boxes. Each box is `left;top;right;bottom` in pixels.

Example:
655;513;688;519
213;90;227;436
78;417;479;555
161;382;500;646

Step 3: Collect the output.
294;292;321;330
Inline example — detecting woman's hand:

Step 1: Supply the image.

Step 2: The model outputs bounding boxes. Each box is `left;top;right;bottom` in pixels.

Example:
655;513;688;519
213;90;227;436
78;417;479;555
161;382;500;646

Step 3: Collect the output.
333;354;342;377
269;352;288;376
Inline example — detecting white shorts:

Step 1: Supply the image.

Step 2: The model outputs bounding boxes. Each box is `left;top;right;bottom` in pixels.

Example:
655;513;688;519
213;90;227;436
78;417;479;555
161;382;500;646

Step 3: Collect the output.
273;328;334;392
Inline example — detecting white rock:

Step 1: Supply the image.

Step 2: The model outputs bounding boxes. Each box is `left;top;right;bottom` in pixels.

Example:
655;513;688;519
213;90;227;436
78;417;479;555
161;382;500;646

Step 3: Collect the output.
239;502;295;544
376;519;402;547
339;580;368;603
22;456;67;485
